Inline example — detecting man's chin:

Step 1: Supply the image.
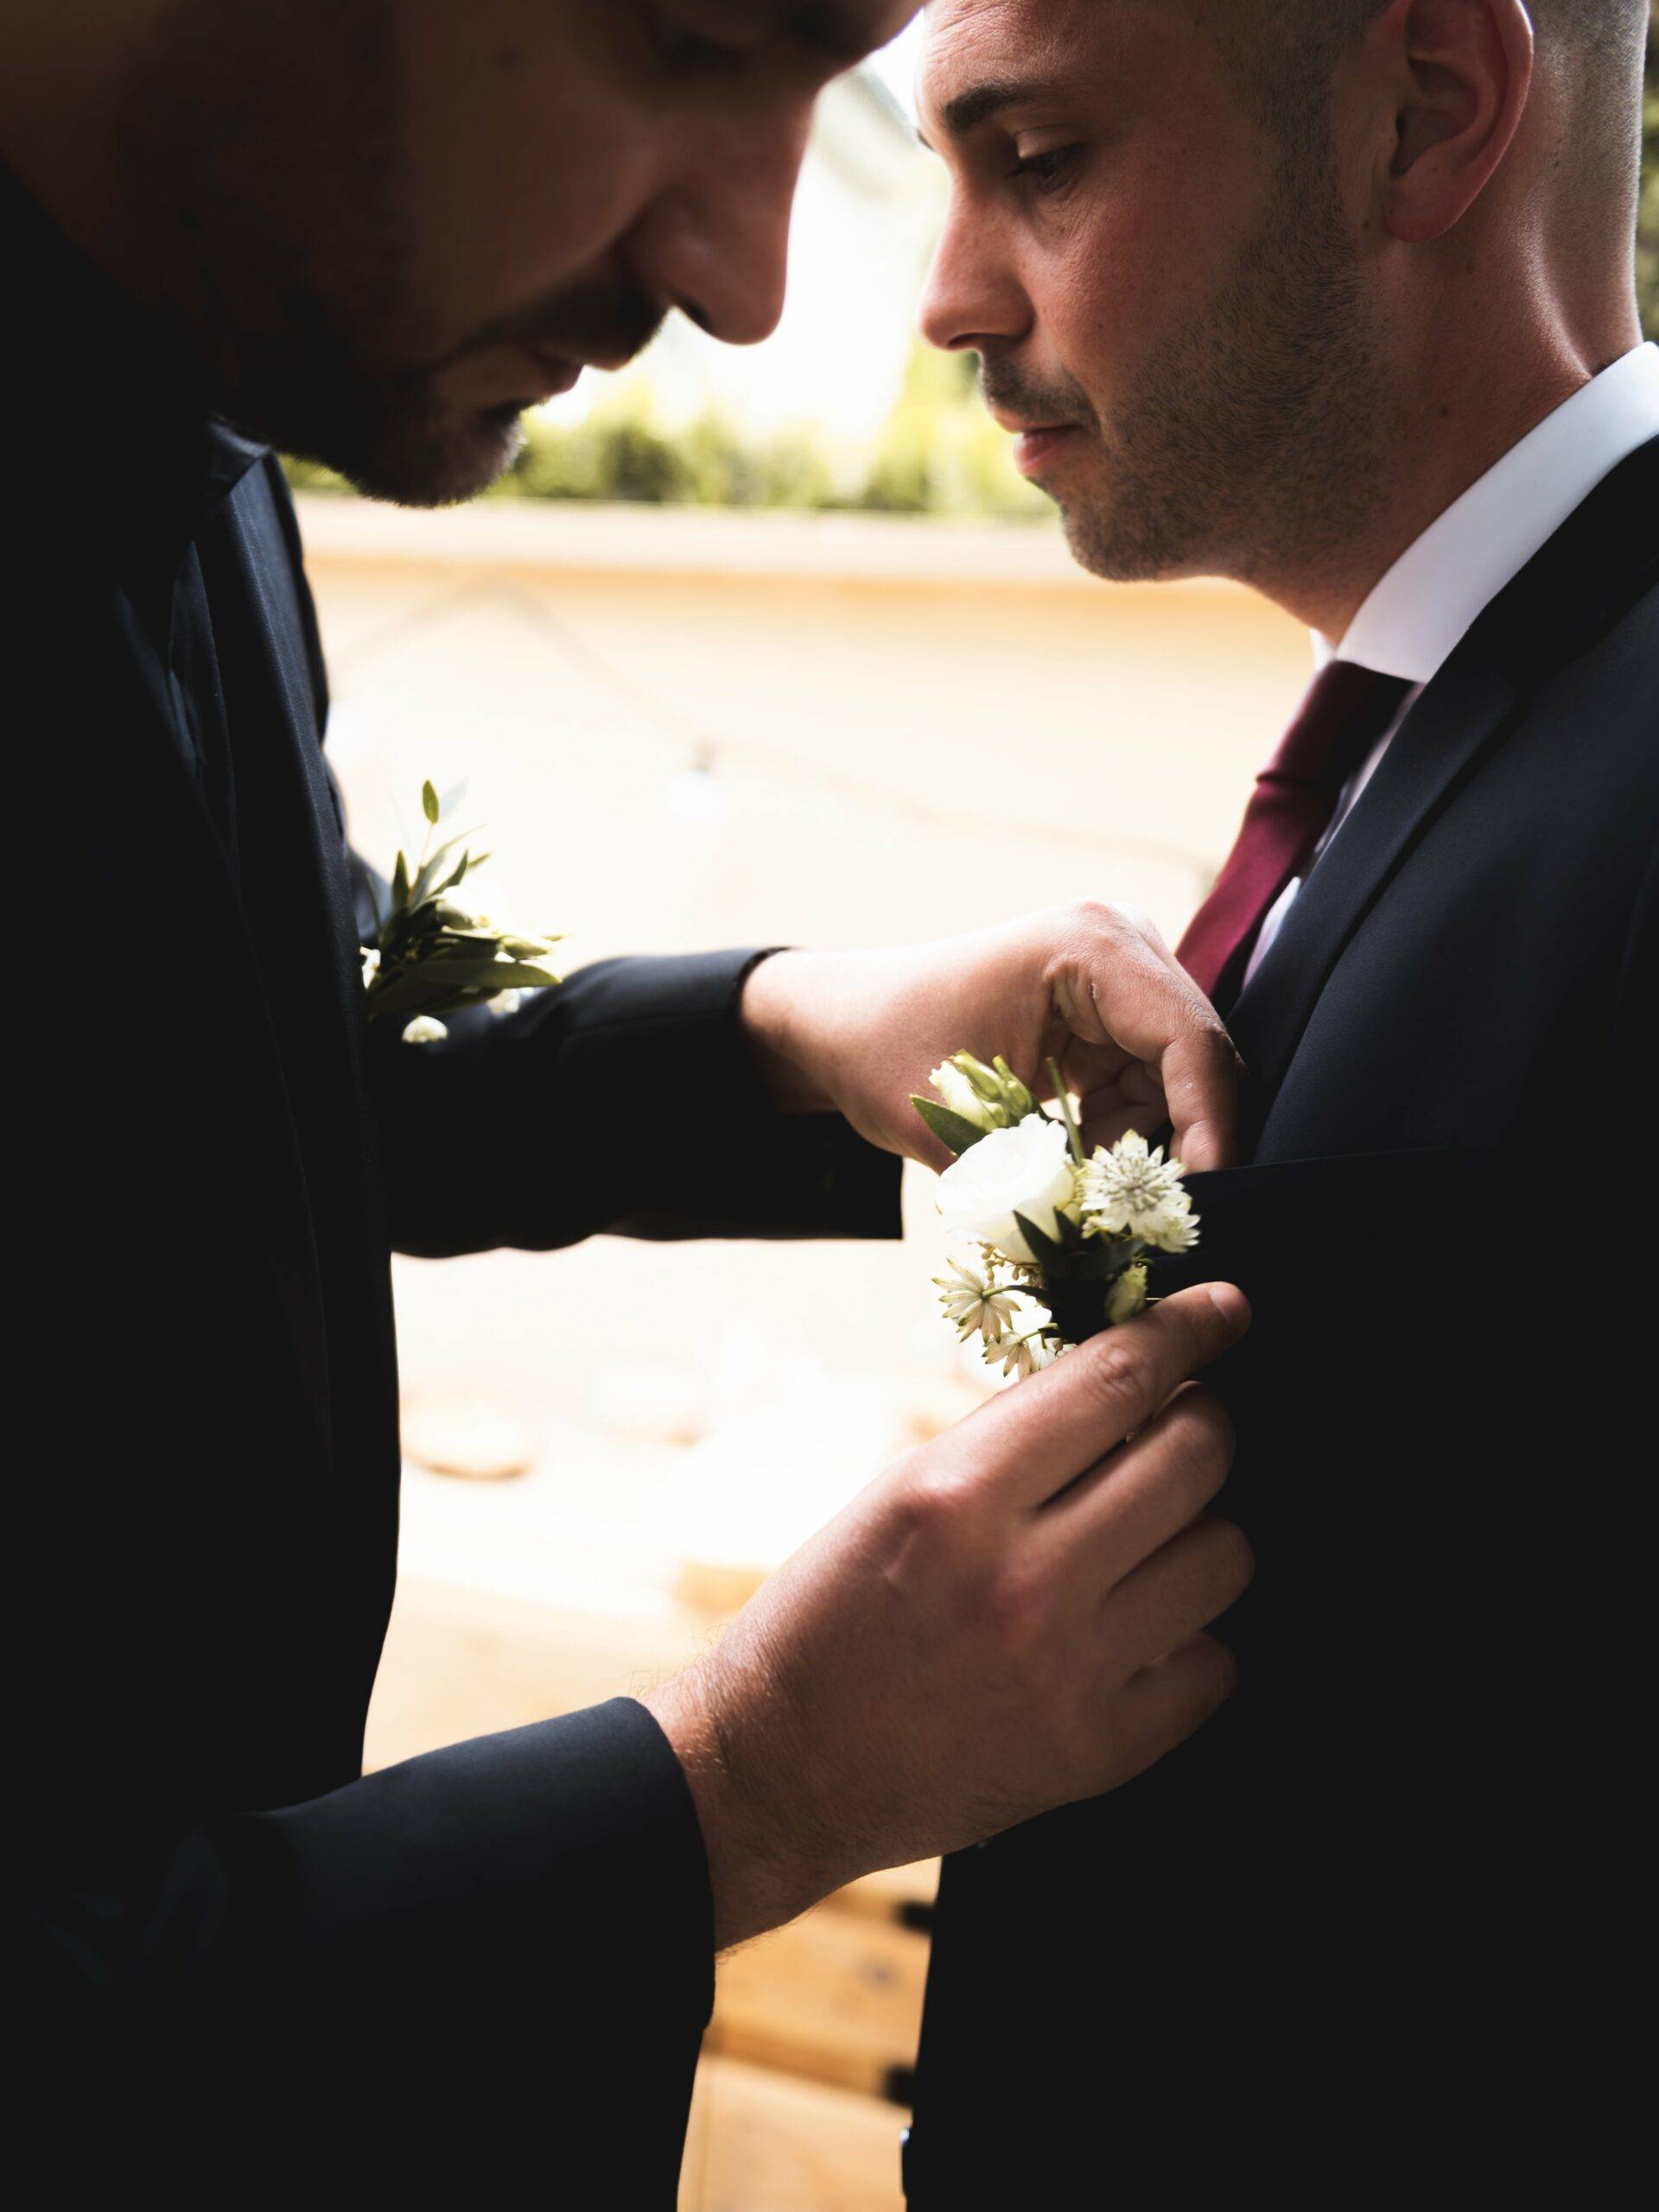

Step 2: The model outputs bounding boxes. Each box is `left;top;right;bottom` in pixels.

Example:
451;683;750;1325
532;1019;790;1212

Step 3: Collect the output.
329;403;528;510
1057;494;1210;588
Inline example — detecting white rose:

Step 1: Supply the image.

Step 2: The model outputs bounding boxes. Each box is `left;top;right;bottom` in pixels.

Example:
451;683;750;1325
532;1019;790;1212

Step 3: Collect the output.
937;1114;1076;1264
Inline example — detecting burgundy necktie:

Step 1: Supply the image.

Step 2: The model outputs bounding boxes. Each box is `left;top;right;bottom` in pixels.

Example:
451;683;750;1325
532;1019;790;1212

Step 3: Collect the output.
1177;660;1413;1005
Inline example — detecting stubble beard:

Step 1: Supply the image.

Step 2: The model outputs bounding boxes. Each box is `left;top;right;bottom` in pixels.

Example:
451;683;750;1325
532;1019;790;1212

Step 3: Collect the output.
1047;140;1387;592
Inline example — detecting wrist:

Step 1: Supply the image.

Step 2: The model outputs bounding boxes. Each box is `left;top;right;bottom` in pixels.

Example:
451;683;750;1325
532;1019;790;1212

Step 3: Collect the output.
643;1660;839;1951
739;950;835;1115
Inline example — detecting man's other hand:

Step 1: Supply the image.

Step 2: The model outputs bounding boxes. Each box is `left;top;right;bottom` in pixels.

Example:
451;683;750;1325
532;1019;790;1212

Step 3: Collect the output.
740;906;1242;1173
645;1283;1253;1949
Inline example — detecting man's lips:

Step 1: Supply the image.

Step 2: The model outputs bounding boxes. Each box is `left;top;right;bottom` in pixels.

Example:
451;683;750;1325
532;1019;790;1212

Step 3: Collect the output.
1011;424;1081;474
986;405;1084;475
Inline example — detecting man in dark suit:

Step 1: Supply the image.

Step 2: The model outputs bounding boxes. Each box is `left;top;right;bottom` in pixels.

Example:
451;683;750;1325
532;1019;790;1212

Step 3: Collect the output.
7;2;1271;2194
906;0;1656;2198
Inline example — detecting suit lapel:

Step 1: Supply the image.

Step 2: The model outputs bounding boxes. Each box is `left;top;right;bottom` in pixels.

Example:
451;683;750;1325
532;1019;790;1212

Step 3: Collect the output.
1228;434;1659;1129
222;461;369;1074
1228;653;1522;1110
213;456;399;1539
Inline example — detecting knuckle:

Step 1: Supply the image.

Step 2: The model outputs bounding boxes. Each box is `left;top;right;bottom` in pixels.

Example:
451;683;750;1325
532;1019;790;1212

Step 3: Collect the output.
1063;898;1140;963
1077;1336;1155;1425
889;1459;973;1546
1070;896;1122;934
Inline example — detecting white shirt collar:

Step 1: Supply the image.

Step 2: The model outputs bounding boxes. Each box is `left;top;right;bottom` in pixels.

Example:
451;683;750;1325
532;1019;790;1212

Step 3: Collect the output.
1315;340;1659;682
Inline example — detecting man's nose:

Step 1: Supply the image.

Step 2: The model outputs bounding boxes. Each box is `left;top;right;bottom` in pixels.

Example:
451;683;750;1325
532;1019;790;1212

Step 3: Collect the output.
918;199;1029;354
620;107;811;346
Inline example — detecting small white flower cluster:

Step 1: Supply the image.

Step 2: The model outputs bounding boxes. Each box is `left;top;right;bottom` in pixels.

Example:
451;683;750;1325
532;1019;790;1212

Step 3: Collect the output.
919;1052;1201;1384
933;1254;1065;1382
1076;1130;1199;1253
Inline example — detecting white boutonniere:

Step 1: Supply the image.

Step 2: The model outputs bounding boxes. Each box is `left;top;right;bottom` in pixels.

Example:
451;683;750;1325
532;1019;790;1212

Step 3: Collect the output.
915;1052;1200;1376
362;780;564;1045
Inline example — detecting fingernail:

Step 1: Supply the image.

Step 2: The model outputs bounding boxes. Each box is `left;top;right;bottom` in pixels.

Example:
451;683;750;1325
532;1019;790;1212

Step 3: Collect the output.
1207;1283;1250;1332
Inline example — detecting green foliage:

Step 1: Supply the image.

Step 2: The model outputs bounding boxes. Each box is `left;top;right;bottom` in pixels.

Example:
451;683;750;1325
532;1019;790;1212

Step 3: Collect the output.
363;781;562;1029
911;1097;995;1157
843;343;1048;519
281;452;352;495
489;347;1047;518
494;382;838;509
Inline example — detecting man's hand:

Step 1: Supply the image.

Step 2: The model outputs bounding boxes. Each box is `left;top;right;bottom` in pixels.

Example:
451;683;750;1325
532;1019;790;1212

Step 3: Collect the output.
645;1284;1253;1949
740;904;1242;1172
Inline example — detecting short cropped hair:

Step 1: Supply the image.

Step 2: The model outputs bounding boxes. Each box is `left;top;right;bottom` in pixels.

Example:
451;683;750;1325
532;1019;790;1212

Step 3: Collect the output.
1198;0;1649;207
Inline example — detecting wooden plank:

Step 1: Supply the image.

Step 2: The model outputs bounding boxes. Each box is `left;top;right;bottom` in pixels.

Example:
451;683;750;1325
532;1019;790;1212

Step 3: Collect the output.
706;1909;928;2098
829;1861;939;1925
680;2057;906;2212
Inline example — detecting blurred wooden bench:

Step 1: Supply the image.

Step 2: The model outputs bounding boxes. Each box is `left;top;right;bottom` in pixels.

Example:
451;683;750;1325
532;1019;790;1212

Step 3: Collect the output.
682;2057;907;2212
705;1866;934;2100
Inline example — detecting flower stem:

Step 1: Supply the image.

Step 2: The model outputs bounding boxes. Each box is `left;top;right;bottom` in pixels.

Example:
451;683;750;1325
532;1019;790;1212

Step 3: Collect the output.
1046;1057;1086;1164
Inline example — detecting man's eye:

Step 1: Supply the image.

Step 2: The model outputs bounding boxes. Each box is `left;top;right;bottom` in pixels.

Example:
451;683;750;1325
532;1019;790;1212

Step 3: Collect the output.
1012;147;1081;195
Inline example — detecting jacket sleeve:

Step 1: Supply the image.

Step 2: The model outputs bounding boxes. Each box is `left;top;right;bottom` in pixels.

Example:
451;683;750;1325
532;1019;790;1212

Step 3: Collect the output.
31;1697;714;2182
365;939;904;1257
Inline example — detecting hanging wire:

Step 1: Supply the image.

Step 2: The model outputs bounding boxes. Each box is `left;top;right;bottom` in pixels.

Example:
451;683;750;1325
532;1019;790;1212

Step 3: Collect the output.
332;572;1216;897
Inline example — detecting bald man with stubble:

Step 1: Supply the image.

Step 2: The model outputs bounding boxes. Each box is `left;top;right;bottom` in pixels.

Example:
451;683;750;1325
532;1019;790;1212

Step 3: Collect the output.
904;2;1656;2200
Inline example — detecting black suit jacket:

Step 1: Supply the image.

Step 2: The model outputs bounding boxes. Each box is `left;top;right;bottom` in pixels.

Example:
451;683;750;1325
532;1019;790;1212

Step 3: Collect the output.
906;438;1659;2202
10;171;899;2192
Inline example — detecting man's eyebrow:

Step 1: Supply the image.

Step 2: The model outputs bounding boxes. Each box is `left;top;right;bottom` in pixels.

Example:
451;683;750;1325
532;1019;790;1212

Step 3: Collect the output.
919;77;1065;147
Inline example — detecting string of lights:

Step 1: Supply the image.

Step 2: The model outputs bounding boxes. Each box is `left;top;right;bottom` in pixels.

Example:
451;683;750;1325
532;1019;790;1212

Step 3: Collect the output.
332;572;1217;898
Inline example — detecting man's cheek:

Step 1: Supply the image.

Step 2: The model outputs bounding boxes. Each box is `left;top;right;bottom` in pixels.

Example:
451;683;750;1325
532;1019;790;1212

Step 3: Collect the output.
1077;189;1206;361
404;95;652;331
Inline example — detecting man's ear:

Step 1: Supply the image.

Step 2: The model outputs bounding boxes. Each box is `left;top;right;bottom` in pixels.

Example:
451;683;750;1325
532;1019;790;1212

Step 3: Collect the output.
1367;0;1535;245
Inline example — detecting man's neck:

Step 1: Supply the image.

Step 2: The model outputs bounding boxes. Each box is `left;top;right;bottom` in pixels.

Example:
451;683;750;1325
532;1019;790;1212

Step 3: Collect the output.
1249;317;1644;644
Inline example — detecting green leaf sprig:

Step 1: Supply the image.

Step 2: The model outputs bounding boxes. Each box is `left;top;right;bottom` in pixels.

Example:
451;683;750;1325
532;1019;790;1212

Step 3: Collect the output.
362;779;564;1034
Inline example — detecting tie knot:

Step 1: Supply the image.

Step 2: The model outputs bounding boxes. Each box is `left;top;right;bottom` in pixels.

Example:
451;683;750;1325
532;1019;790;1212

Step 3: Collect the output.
1267;660;1414;796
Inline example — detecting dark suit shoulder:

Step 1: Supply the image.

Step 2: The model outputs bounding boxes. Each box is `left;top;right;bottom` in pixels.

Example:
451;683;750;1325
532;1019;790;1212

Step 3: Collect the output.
1519;573;1659;836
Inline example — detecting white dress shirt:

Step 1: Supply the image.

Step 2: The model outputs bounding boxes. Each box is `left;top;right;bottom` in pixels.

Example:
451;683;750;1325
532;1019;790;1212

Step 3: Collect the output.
1244;340;1659;986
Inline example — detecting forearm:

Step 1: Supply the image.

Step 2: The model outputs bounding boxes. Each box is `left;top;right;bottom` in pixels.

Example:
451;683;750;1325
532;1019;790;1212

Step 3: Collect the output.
371;947;902;1255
